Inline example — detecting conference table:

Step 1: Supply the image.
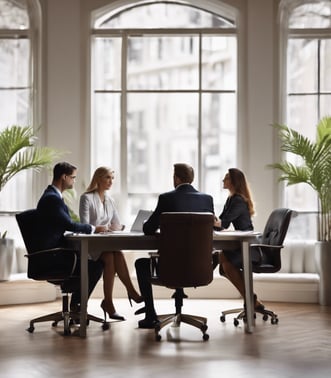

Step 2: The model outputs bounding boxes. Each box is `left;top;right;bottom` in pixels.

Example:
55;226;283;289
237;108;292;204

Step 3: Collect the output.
67;230;260;337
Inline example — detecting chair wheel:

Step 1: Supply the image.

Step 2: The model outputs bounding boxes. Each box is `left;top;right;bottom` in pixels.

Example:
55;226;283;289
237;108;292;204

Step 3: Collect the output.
52;321;58;327
233;318;239;327
102;322;110;331
262;314;268;321
220;315;226;322
201;324;208;332
271;317;278;325
155;334;162;341
203;333;209;341
26;326;34;333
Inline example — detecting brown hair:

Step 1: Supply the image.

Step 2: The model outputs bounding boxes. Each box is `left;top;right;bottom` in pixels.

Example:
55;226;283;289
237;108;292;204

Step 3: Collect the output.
228;168;255;216
85;166;114;193
174;163;194;184
53;162;77;181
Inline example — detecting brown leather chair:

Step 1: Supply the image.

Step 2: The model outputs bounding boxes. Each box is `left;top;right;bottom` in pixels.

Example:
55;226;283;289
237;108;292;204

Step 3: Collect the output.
220;208;293;326
150;212;214;341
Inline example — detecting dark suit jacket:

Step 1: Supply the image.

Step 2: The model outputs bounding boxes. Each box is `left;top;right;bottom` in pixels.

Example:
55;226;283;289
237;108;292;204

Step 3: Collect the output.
37;185;92;249
143;184;215;235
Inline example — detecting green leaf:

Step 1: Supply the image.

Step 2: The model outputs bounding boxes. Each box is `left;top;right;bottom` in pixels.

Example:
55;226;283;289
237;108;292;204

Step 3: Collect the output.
0;125;65;192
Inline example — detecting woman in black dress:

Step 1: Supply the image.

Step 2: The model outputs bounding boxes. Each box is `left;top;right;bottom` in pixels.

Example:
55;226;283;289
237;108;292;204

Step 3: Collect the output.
214;168;264;310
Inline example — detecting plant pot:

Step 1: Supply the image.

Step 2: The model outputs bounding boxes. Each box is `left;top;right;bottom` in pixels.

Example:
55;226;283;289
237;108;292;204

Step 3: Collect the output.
315;241;331;306
0;238;15;281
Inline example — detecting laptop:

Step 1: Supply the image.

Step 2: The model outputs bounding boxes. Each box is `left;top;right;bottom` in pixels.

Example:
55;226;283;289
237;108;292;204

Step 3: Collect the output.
130;209;153;233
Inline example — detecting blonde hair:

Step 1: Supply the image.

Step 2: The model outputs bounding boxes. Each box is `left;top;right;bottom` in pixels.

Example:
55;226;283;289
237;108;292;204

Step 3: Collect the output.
85;166;114;193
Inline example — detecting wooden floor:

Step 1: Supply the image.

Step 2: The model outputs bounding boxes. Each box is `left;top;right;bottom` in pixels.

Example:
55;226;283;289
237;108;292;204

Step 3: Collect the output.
0;298;331;378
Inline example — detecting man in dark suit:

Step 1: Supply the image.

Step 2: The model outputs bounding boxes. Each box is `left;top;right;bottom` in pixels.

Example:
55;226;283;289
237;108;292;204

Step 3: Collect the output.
37;162;105;311
135;163;215;328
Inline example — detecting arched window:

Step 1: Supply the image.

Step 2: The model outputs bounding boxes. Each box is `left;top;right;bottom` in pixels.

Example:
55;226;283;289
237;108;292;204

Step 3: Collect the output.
280;0;331;238
0;0;40;211
91;1;238;221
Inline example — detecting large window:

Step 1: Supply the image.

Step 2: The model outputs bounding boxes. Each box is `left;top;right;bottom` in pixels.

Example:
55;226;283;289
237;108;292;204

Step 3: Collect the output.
91;1;238;222
0;0;39;211
280;0;331;239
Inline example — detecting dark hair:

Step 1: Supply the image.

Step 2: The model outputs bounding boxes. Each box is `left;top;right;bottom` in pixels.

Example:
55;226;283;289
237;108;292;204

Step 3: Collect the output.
228;168;255;216
53;162;77;181
174;163;194;183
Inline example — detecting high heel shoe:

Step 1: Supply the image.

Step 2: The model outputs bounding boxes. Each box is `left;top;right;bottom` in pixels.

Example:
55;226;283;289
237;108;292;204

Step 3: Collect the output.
134;306;146;316
253;294;265;312
127;292;144;307
100;300;126;321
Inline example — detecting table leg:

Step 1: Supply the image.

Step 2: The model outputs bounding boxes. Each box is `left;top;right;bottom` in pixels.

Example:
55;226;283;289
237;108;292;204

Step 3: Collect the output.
242;239;255;333
79;239;88;338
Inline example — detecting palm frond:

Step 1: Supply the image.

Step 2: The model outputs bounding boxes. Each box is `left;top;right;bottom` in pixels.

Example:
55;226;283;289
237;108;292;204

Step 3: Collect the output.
273;124;315;164
270;117;331;241
0;125;64;192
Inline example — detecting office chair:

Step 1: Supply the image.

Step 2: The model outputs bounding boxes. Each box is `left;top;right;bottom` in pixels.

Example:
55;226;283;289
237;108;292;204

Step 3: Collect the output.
220;208;292;326
16;209;109;335
150;212;214;341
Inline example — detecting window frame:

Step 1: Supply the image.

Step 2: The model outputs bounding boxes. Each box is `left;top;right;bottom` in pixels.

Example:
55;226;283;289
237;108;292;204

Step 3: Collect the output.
90;1;241;219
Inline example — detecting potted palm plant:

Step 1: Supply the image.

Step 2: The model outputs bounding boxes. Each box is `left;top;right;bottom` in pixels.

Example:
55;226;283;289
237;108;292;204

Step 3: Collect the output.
0;125;62;280
269;116;331;305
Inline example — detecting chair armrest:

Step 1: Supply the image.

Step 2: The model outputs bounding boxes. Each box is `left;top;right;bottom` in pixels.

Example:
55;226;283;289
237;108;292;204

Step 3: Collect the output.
148;251;160;257
25;247;78;258
250;243;284;249
26;248;78;280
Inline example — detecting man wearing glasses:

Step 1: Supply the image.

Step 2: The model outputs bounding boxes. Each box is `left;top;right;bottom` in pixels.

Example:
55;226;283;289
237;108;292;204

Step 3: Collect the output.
37;161;104;311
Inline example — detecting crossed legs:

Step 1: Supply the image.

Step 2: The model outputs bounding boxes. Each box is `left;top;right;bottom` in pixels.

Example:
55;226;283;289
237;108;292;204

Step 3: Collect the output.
100;251;142;317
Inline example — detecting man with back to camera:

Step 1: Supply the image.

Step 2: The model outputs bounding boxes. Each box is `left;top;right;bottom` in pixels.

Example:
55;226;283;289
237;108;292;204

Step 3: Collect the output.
37;161;108;312
134;163;215;328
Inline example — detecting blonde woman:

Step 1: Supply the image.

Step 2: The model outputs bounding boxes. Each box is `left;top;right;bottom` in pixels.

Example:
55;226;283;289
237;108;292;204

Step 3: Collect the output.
79;167;142;321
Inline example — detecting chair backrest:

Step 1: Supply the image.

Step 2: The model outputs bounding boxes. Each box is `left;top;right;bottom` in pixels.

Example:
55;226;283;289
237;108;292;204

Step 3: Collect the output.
16;209;77;281
158;212;214;288
16;209;45;253
253;208;292;273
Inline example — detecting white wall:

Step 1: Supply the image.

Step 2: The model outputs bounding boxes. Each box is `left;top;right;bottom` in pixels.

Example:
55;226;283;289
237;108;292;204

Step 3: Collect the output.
42;0;281;230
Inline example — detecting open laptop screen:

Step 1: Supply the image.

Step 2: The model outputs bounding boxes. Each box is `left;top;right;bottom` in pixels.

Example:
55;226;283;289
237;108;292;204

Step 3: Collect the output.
130;210;153;232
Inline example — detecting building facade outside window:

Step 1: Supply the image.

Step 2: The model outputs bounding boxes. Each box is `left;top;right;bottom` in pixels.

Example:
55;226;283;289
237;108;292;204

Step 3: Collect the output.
91;1;238;222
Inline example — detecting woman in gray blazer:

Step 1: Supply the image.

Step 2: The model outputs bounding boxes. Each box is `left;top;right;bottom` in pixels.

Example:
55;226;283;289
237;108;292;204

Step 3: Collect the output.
80;167;142;321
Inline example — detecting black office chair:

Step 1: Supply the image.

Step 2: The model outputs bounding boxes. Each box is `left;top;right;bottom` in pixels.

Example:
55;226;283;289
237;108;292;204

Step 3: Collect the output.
150;212;214;341
16;209;109;335
220;208;292;326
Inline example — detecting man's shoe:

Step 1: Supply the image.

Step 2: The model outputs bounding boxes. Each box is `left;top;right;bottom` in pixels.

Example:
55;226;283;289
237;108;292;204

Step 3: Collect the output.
138;317;159;329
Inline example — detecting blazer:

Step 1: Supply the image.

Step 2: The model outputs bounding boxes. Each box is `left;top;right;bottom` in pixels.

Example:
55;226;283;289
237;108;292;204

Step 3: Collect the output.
143;183;215;235
219;194;253;231
37;185;92;250
79;191;122;231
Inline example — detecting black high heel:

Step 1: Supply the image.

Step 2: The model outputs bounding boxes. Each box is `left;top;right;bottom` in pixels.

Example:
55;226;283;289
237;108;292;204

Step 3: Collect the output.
253;294;265;312
100;300;125;321
134;306;146;315
127;292;143;307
